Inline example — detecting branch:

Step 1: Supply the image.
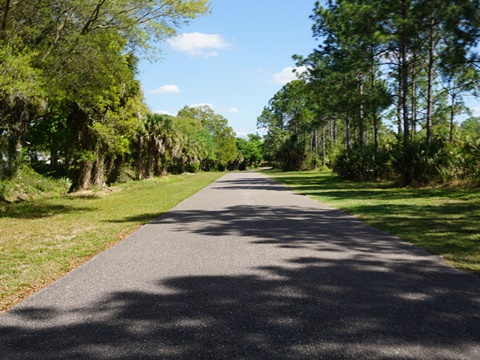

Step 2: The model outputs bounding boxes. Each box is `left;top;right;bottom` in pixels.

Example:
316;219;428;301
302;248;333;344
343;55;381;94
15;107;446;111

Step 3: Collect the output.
42;8;76;59
81;0;108;35
1;0;11;35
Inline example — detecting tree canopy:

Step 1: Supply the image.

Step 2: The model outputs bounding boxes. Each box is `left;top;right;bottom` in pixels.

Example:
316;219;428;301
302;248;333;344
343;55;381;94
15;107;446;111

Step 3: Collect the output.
259;0;480;185
0;0;211;191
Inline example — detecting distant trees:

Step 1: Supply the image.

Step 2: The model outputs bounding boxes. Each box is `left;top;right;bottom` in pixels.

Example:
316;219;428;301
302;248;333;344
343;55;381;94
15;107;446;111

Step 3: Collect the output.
260;0;480;185
235;134;263;170
177;106;238;171
0;0;210;191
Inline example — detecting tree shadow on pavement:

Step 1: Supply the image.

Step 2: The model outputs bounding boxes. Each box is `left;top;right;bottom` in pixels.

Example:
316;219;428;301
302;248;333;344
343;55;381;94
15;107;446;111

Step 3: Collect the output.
212;177;291;192
1;256;479;359
152;204;425;256
2;201;480;358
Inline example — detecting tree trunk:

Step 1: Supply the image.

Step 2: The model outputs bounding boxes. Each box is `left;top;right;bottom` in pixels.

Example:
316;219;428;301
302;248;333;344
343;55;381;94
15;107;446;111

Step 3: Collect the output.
106;155;124;185
153;151;161;177
345;113;351;150
180;157;186;174
371;67;379;179
401;0;410;145
134;136;145;180
411;54;417;135
91;149;105;188
450;93;456;144
1;0;11;35
70;160;93;192
333;119;337;147
401;0;412;186
426;14;436;147
322;125;326;167
67;102;96;191
159;153;168;176
397;67;403;135
146;136;155;179
6;134;22;179
358;72;364;147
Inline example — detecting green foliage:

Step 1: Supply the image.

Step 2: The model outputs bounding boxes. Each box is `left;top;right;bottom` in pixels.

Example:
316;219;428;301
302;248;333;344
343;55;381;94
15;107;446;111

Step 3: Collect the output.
333;135;480;185
333;145;377;181
259;0;480;187
131;106;238;177
0;166;69;203
177;105;237;170
277;134;307;171
460;137;480;181
235;134;263;169
461;117;480;138
0;0;210;190
185;162;201;173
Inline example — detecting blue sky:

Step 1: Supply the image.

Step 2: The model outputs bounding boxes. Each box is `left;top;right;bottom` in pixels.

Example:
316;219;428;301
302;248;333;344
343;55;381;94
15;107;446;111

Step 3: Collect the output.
138;0;320;137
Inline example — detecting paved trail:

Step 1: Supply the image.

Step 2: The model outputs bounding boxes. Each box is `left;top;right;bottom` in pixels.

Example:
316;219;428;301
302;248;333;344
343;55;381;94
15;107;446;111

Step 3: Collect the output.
1;171;479;359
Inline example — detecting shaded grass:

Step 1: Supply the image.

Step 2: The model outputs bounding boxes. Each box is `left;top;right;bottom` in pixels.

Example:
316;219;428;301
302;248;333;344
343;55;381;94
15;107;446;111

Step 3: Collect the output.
265;169;480;276
0;172;224;312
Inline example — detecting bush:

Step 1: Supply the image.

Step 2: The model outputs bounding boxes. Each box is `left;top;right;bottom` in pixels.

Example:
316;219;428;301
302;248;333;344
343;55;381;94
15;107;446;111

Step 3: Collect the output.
389;136;473;185
301;152;320;171
460;138;480;183
333;145;378;181
185;162;200;173
390;137;433;185
0;165;69;202
276;135;307;171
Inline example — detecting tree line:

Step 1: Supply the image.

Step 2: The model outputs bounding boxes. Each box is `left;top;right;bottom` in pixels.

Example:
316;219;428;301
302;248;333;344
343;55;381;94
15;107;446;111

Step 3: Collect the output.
259;0;480;185
0;1;263;195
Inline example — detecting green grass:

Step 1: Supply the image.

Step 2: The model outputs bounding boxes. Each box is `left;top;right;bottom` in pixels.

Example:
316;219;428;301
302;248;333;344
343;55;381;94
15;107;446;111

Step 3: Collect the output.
0;172;224;312
265;169;480;276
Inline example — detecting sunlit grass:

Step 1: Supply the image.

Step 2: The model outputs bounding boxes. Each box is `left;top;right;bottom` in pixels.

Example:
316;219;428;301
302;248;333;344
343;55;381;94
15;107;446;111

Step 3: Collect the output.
265;169;480;276
0;172;223;312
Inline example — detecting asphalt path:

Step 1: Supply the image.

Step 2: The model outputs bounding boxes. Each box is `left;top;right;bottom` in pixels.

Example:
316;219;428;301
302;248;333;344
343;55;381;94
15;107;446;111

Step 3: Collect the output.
1;171;480;359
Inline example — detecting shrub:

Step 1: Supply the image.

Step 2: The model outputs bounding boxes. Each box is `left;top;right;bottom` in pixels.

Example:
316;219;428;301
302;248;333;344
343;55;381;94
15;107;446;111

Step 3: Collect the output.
333;145;378;181
185;162;200;173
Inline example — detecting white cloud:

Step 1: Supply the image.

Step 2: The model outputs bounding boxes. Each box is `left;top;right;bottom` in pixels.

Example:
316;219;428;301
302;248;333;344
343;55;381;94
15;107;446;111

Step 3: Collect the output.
190;103;216;109
272;66;308;85
471;106;480;116
154;110;172;115
226;107;239;113
235;131;249;139
150;85;180;94
168;32;231;58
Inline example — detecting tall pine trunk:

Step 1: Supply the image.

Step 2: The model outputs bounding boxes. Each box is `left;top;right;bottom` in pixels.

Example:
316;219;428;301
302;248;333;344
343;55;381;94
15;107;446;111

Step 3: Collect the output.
371;67;379;179
401;0;410;145
397;67;403;135
426;14;436;147
401;0;412;185
322;125;326;167
411;53;418;135
358;72;364;147
450;93;456;144
345;112;351;150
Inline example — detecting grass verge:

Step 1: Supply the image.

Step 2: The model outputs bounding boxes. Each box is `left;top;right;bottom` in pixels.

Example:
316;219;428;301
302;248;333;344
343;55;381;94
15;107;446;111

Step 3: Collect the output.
265;169;480;276
0;172;224;312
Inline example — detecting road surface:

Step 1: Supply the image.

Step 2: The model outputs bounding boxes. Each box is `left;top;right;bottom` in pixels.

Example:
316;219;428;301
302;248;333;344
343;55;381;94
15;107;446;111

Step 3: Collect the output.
1;171;479;359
